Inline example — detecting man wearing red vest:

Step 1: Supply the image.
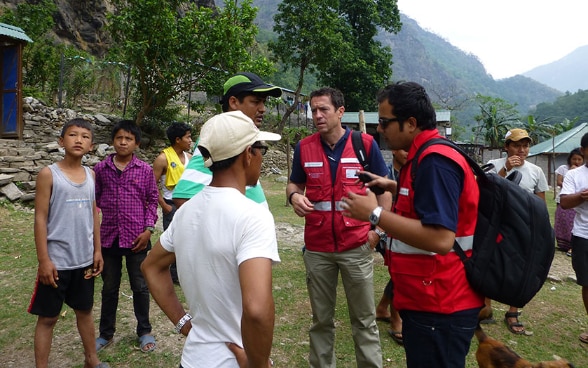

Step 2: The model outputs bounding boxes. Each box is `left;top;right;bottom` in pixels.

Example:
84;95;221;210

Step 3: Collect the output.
341;82;484;368
287;87;391;368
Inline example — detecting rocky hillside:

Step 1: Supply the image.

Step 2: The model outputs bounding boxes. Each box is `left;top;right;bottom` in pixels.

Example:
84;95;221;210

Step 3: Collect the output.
0;0;216;57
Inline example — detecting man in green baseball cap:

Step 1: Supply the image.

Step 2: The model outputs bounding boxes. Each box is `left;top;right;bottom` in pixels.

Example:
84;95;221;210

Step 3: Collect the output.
172;72;282;208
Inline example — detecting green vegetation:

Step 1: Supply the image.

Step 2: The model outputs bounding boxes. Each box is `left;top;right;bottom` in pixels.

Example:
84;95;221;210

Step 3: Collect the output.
107;0;274;124
0;182;585;367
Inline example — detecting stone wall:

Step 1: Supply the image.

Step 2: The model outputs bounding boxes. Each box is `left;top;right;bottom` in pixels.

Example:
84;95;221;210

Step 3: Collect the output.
0;97;289;204
0;97;160;203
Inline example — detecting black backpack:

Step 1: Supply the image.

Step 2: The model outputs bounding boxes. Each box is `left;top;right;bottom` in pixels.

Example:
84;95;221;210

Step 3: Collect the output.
411;138;555;308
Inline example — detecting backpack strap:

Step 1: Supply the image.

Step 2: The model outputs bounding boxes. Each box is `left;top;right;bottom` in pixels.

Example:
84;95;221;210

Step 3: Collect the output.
351;130;369;171
409;138;485;262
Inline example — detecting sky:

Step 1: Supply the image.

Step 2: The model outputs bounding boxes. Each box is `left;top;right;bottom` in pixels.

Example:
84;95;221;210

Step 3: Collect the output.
398;0;588;79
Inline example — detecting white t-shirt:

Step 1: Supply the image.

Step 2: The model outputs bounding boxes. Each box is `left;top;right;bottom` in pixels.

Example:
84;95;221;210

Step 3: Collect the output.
560;165;588;239
159;186;280;368
487;157;549;194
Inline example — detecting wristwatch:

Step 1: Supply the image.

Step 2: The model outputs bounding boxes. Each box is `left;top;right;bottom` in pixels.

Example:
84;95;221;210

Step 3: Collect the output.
145;226;155;233
369;206;383;226
374;228;387;242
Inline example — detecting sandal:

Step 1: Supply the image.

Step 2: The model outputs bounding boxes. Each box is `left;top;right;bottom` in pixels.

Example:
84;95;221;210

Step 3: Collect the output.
139;334;156;353
387;329;404;346
504;311;525;335
95;337;112;352
580;332;588;344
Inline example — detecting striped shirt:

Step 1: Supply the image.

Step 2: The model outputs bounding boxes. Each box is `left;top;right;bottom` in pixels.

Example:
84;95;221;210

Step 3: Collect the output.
172;139;268;207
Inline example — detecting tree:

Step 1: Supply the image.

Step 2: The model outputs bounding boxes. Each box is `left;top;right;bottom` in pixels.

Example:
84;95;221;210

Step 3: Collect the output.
269;0;344;133
269;0;401;132
108;0;274;124
317;0;401;111
473;94;521;148
0;0;61;95
521;116;555;144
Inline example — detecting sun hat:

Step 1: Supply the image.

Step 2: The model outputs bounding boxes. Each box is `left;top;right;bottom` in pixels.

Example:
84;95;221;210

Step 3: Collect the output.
505;128;532;143
198;111;281;168
221;72;282;103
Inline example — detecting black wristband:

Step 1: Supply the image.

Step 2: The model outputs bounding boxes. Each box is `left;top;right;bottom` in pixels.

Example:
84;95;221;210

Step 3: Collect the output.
288;191;301;205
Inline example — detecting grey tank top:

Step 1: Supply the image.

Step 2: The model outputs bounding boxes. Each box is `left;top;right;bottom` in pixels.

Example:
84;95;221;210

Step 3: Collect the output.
46;164;95;270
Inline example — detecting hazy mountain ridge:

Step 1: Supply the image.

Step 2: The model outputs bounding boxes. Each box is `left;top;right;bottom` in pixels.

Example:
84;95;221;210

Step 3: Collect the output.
523;45;588;93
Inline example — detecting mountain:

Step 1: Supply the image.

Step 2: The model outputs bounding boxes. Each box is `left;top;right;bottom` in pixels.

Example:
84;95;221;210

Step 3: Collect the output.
523;45;588;93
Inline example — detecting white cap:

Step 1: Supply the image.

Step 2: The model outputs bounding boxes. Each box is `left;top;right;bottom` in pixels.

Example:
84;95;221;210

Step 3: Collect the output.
198;111;281;168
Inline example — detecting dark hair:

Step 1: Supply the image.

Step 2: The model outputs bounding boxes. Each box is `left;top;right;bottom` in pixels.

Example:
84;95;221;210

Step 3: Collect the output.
166;122;192;145
60;118;94;139
568;147;583;166
198;146;239;172
309;87;345;109
376;82;436;131
581;133;588;149
111;119;141;143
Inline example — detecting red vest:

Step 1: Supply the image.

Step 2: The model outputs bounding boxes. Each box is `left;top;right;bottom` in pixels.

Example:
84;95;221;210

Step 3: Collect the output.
300;132;371;252
390;130;484;313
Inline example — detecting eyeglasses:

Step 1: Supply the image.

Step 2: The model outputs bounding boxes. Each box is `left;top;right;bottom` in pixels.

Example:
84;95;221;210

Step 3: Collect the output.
378;117;400;129
251;144;268;156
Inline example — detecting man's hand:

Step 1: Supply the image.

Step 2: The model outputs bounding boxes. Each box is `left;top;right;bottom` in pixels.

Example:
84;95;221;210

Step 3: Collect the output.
356;170;396;194
289;192;314;217
505;155;523;170
341;190;378;221
226;343;273;368
131;230;151;252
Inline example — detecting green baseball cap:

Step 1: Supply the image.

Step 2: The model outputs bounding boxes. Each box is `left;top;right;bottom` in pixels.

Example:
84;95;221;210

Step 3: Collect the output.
221;72;282;103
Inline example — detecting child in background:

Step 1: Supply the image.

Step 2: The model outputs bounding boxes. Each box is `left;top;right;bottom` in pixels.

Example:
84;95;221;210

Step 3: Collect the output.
28;118;108;368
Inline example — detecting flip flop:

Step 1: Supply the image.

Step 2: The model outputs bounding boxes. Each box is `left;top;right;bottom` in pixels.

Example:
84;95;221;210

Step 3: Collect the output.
139;334;156;353
387;329;404;346
95;337;112;352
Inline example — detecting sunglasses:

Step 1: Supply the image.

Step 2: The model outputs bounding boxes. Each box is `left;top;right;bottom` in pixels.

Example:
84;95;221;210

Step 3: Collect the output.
378;117;400;129
251;144;268;156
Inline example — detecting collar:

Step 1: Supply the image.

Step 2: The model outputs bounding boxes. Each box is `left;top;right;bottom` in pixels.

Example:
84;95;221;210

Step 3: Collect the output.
407;129;442;161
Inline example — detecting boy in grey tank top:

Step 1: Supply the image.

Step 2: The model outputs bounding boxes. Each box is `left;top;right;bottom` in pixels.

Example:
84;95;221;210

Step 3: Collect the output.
28;118;109;368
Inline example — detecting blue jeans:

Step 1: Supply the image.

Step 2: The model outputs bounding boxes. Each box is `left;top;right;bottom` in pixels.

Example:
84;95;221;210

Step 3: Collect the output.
400;308;480;368
99;240;152;339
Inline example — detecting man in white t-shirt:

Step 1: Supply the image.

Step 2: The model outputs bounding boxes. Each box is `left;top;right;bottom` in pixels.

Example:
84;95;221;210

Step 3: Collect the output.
141;111;281;368
560;132;588;345
482;128;548;334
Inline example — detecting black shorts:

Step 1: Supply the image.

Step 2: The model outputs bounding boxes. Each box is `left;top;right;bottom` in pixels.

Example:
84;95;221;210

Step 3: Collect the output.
571;235;588;286
28;266;95;317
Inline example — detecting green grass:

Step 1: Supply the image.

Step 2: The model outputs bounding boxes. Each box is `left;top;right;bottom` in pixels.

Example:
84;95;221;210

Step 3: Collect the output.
0;181;586;367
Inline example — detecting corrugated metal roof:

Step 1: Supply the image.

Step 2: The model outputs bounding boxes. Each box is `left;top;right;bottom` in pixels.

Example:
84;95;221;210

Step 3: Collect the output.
529;122;588;156
0;23;32;43
341;110;451;124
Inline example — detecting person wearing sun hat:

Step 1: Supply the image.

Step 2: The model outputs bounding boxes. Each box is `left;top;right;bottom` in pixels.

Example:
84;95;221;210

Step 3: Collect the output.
142;110;281;368
481;127;548;335
172;72;282;209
